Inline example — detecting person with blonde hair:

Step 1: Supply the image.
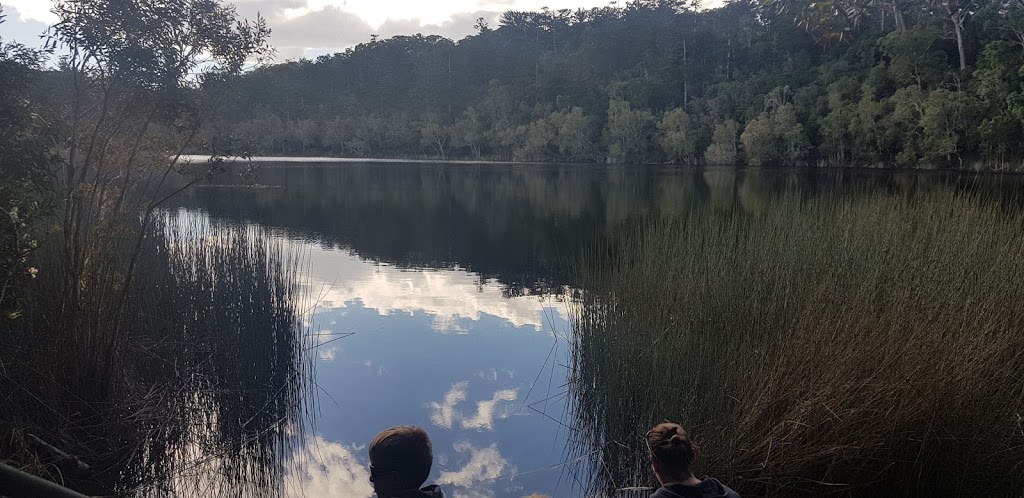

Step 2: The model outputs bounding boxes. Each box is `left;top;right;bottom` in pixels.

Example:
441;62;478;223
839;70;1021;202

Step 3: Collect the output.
369;426;445;498
645;422;739;498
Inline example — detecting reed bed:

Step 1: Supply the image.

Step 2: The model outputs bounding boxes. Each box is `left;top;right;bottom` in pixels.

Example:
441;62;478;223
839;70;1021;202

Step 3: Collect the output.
0;213;314;497
567;190;1024;497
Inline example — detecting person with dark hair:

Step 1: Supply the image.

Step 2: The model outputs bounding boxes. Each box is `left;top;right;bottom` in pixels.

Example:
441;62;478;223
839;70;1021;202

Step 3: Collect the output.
646;422;740;498
369;426;445;498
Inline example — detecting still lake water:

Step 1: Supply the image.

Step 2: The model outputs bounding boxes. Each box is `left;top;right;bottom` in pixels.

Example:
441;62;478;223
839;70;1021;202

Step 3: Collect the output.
166;161;1021;498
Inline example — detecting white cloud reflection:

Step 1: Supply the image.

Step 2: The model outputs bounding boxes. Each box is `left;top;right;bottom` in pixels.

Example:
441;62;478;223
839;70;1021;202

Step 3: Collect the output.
301;246;566;333
430;381;469;429
283;438;515;498
438;442;515;498
163;210;566;334
286;436;374;498
430;382;518;431
461;389;518;431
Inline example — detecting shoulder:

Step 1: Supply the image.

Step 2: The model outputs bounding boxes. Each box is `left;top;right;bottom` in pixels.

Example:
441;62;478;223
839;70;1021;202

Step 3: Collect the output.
714;479;741;498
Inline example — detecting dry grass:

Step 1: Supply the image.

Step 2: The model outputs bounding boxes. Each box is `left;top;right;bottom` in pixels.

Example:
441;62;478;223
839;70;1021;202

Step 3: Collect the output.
568;190;1024;497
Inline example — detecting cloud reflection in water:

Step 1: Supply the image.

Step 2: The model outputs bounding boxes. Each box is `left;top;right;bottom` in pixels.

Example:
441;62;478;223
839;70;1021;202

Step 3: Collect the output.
299;247;566;332
439;442;516;498
430;382;519;431
286;436;373;498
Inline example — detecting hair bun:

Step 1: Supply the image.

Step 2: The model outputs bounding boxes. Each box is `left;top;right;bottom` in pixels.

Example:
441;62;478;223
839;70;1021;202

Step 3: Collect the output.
669;434;684;446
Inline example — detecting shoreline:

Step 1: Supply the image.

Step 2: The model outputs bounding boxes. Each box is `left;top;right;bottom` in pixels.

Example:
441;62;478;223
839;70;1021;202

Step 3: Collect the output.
179;155;1024;175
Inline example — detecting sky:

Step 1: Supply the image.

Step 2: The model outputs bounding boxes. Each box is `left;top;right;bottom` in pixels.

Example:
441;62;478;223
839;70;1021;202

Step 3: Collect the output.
0;0;639;60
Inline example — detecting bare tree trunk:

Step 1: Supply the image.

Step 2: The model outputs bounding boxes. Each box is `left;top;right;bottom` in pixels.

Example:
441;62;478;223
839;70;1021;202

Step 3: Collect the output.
682;39;688;104
940;0;967;70
952;14;966;70
893;4;906;32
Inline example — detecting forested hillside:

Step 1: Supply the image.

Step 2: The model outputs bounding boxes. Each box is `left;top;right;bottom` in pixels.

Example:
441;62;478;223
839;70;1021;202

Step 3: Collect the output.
207;0;1024;168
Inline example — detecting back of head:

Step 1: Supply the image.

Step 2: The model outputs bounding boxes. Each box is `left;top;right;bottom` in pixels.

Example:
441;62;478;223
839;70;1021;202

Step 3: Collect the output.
370;425;433;490
647;422;695;476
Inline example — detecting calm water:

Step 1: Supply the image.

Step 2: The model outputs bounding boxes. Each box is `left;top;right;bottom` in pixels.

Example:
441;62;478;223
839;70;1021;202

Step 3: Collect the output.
166;161;1022;498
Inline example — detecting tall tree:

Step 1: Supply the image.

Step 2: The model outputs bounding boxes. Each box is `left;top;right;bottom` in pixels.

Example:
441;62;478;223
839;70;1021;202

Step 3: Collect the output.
46;0;272;390
930;0;976;70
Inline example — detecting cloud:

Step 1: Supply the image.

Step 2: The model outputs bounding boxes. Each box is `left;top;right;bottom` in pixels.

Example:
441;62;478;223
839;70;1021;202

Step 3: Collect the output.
430;381;469;429
0;6;51;49
285;436;374;498
266;6;374;60
173;214;566;336
303;260;567;333
0;1;55;24
432;314;470;334
429;382;519;431
461;389;518;431
232;0;308;21
243;5;503;61
438;442;514;497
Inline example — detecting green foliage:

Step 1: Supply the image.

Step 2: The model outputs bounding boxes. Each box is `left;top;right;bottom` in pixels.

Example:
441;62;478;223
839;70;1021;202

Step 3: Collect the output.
971;42;1024;166
0;11;58;315
657;108;701;164
520;115;558;160
741;105;810;166
919;89;980;164
551;107;596;161
420;113;451;158
850;92;895;163
605;99;656;164
51;0;272;90
704;120;741;165
198;0;1024;168
879;29;948;88
888;86;929;164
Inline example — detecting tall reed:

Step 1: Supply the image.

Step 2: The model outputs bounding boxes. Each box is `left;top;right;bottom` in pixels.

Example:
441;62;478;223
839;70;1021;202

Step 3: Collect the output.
0;212;314;497
568;190;1024;497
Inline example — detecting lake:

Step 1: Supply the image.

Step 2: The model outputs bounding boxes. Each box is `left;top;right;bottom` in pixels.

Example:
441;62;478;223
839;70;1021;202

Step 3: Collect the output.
164;160;1023;498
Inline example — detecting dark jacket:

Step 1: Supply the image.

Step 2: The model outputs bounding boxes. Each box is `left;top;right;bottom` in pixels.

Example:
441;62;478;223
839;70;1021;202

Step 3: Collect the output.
650;478;740;498
389;484;445;498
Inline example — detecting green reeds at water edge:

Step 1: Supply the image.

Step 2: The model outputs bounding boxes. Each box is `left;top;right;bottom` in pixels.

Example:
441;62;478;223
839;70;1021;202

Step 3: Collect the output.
0;213;314;497
567;190;1024;497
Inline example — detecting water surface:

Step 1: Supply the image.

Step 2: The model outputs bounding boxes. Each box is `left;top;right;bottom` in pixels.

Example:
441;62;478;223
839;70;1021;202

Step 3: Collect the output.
167;161;1023;497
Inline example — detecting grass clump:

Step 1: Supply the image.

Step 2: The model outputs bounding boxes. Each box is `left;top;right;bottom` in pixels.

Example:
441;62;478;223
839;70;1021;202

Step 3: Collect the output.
568;190;1024;497
0;213;313;497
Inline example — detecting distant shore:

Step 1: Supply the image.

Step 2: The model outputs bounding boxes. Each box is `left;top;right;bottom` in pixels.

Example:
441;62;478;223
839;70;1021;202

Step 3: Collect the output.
177;155;1024;174
178;155;533;165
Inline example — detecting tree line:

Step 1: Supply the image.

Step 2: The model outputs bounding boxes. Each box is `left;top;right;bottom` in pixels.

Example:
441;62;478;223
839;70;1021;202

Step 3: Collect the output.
204;0;1024;168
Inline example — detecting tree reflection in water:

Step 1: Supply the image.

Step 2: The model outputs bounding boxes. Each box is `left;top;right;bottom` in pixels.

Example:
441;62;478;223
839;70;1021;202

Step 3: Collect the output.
0;214;314;497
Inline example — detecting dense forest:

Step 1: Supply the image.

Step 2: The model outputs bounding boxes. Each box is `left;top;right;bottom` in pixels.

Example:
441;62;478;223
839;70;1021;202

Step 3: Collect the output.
204;0;1024;169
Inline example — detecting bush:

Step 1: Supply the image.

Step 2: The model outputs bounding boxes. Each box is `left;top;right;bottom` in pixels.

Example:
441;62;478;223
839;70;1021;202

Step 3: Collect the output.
704;120;740;165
